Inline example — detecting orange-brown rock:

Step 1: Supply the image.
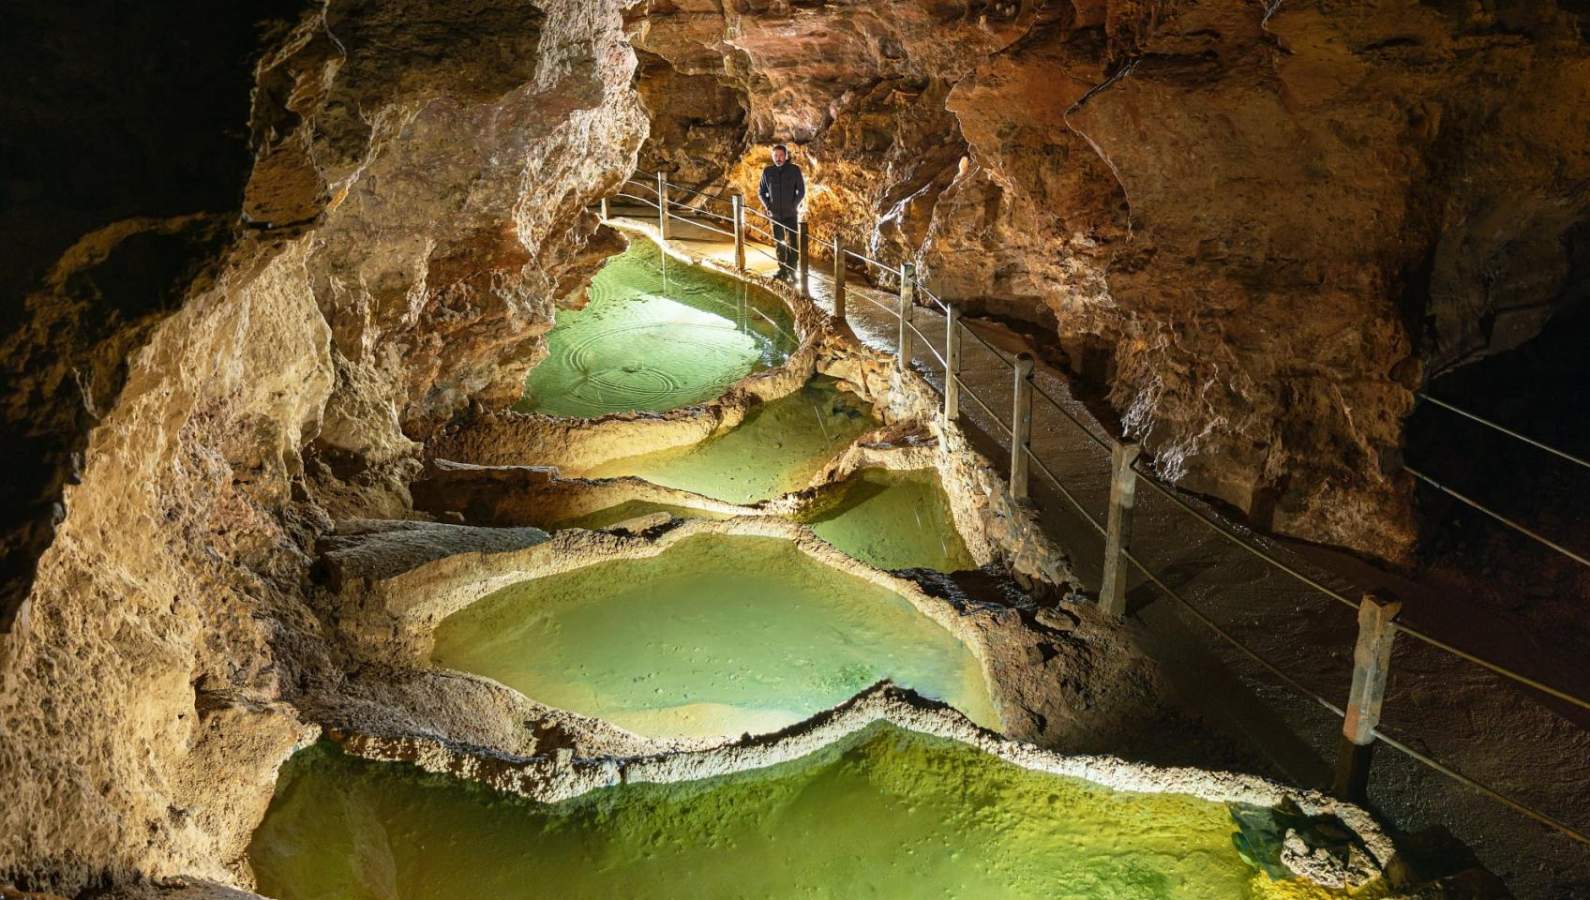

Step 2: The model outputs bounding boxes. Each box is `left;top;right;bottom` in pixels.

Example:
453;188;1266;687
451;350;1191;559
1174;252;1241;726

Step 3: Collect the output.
631;0;1590;561
0;0;645;892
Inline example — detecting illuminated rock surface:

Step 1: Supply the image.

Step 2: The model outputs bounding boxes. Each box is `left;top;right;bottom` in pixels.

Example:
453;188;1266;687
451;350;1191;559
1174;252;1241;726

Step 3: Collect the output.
517;240;795;418
581;377;877;504
249;728;1355;900
431;534;997;738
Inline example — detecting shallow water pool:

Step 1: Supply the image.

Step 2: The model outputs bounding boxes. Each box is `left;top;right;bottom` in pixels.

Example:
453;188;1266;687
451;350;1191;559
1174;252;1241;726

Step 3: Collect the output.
578;376;877;504
517;240;796;418
430;533;997;738
249;725;1347;900
805;467;976;572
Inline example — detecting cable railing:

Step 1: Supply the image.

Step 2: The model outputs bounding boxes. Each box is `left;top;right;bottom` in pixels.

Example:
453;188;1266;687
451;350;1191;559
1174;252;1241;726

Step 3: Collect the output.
601;169;1590;851
1404;463;1590;570
1417;392;1590;473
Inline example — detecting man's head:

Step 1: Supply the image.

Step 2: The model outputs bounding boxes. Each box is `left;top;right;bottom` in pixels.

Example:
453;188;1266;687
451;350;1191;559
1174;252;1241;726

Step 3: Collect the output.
772;144;788;166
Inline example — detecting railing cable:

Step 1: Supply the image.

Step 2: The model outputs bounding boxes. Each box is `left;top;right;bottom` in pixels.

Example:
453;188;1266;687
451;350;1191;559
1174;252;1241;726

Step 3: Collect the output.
1405;465;1590;570
1418;393;1590;473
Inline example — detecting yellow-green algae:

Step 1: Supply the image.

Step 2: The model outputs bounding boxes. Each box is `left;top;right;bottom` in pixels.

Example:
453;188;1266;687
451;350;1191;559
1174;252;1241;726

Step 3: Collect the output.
249;726;1365;900
804;467;976;571
579;376;877;504
430;534;997;739
517;240;796;418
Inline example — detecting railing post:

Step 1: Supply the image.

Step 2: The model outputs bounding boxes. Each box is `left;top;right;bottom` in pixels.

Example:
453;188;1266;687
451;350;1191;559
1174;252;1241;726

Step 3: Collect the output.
944;304;960;422
656;172;669;240
897;262;915;369
798;220;810;298
732;195;745;273
832;236;847;321
1099;441;1142;617
1010;352;1034;499
1333;592;1400;802
600;196;609;221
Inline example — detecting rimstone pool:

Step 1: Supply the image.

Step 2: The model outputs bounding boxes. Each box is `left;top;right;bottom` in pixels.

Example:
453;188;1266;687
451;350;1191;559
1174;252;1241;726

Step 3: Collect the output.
579;376;877;504
804;467;976;571
430;533;999;739
516;239;796;418
249;727;1363;900
250;233;1399;898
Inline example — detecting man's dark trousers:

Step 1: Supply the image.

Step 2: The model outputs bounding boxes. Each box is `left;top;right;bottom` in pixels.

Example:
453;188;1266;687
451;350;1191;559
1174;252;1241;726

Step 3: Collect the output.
771;215;799;280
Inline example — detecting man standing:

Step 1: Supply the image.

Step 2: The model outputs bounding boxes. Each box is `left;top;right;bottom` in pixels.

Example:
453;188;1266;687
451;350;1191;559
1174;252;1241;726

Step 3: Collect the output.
758;143;805;282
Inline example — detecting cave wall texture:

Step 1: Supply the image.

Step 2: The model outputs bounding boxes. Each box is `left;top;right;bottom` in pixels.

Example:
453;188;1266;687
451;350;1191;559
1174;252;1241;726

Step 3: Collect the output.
0;0;1587;893
631;0;1590;559
0;0;644;891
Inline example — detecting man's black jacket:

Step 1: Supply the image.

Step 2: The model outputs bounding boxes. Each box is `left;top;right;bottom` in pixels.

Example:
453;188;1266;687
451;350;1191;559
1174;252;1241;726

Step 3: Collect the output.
759;162;805;220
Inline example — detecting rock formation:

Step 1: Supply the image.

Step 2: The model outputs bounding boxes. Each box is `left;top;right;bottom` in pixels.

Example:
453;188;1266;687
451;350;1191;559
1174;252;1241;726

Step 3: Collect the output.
2;0;1586;894
0;0;644;891
630;0;1590;560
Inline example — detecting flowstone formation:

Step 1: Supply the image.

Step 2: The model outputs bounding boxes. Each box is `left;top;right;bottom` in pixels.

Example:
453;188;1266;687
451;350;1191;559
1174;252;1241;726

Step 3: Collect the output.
0;0;645;893
629;0;1590;561
0;0;1545;895
295;227;1436;895
250;721;1385;899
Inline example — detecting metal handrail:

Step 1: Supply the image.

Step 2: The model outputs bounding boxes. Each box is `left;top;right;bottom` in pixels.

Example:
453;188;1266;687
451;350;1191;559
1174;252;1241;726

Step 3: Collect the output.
1418;392;1590;473
619;167;1590;704
1030;380;1112;452
609;166;1590;848
612;191;660;209
1027;449;1108;538
917;284;953;315
1134;472;1359;611
661;177;735;206
1405;465;1590;570
956;378;1014;438
1122;540;1590;850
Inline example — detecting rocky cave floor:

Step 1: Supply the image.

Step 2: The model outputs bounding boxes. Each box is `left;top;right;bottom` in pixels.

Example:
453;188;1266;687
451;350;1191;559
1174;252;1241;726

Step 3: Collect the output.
203;230;1502;898
6;2;1590;897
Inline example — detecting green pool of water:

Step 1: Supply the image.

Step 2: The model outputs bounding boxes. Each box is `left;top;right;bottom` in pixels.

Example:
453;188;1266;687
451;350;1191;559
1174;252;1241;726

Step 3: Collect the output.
430;533;997;739
548;500;729;531
805;468;976;572
579;377;877;504
518;240;797;418
250;726;1338;900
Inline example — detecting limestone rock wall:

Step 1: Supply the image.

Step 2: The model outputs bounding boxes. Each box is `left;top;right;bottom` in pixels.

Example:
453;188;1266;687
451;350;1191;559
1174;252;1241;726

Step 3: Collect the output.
630;0;1590;561
0;0;645;892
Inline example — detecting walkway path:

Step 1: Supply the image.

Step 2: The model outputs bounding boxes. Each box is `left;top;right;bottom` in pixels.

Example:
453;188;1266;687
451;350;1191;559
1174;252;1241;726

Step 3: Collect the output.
614;214;1590;895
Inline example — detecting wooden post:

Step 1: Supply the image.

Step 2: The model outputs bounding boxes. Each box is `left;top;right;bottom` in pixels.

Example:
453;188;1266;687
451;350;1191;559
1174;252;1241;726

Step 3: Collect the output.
1011;353;1034;499
1099;441;1142;617
897;262;915;369
656;172;669;239
732;195;745;272
832;236;847;321
600;196;609;221
1333;592;1401;802
944;304;961;422
798;220;810;298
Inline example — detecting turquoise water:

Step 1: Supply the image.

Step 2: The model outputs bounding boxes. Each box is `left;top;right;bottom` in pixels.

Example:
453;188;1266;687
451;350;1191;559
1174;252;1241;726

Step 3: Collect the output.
518;240;797;418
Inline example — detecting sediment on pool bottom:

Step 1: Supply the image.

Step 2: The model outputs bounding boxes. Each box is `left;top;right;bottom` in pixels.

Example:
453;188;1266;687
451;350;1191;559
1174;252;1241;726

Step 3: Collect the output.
249;724;1375;899
428;532;998;739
